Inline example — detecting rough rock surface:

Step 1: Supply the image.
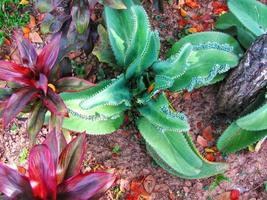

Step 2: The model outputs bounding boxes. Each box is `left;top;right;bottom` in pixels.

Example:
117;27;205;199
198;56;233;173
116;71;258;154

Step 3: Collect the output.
217;33;267;117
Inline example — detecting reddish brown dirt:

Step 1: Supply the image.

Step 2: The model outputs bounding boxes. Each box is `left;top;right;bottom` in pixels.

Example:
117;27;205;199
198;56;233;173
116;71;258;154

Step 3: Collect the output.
0;0;267;200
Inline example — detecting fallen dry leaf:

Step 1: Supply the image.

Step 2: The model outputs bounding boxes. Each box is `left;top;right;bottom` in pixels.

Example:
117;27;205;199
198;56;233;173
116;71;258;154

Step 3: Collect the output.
4;38;11;46
185;0;199;8
197;135;208;147
188;27;198;33
205;152;215;162
19;0;29;5
202;125;214;142
230;189;240;200
22;27;30;34
178;0;185;7
28;15;36;29
23;33;29;39
29;32;43;43
143;175;156;193
213;192;231;200
180;8;187;17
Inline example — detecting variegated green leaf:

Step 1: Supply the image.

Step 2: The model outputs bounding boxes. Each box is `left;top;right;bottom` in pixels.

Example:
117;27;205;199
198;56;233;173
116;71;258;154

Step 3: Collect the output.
104;1;160;78
138;118;227;178
138;93;189;132
160;32;242;92
60;76;131;134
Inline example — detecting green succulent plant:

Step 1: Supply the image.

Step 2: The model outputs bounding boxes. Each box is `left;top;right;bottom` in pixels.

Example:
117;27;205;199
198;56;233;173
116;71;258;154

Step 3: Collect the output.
216;0;267;154
58;0;243;178
217;92;267;154
216;0;267;48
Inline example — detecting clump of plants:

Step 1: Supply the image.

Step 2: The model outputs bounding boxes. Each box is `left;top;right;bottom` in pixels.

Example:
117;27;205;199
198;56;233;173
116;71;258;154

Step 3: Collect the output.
0;33;94;141
216;0;267;48
35;0;126;59
0;129;116;199
216;0;267;153
59;0;243;178
0;0;30;45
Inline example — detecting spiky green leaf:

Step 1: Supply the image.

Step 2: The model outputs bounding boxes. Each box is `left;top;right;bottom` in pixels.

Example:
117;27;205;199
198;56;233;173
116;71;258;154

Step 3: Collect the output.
138;93;189;132
217;122;267;154
104;1;160;78
228;0;267;36
138;118;227;178
162;32;242;91
60;76;131;134
236;103;267;131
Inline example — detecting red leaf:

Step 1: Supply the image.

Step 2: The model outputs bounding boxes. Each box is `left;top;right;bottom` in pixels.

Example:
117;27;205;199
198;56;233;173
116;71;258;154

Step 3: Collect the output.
36;34;61;76
57;171;116;200
0;61;34;86
27;102;47;141
35;73;48;95
178;19;188;27
28;144;57;200
196;135;208;148
202;125;214;142
55;77;95;93
0;163;34;199
3;88;38;127
15;32;37;69
185;0;199;8
57;133;87;184
44;129;67;167
43;88;68;117
205;153;215;162
230;189;240;200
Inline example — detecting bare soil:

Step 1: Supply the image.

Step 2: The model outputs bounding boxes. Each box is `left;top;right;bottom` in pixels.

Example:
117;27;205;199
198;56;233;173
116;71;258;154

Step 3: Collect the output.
0;0;267;200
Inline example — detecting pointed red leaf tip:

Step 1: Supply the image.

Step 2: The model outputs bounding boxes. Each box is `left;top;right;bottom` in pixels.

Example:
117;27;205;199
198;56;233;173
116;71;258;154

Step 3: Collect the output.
56;133;87;184
14;31;37;69
43;88;69;117
35;73;48;95
55;77;95;93
0;163;34;199
0;61;34;86
28;144;57;200
57;171;116;200
3;88;38;127
44;129;67;167
36;33;61;76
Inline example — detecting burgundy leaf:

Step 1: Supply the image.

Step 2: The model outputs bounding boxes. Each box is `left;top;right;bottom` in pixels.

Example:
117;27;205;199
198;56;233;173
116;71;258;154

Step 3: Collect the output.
15;32;37;69
0;163;34;199
0;61;34;86
48;113;64;132
55;77;95;93
49;57;72;82
43;88;68;117
27;102;47;141
35;73;48;95
44;129;67;167
36;34;61;76
57;171;116;200
28;144;57;200
0;101;6;118
3;88;38;127
57;133;86;184
71;0;90;34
